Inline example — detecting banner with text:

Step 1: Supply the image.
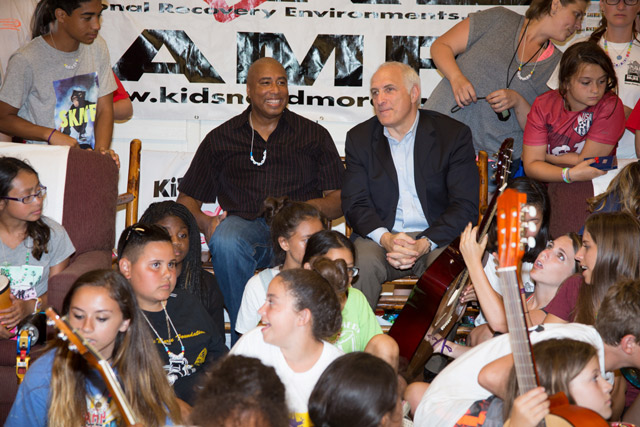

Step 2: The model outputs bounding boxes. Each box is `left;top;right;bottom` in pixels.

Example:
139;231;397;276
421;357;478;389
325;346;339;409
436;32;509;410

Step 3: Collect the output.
102;0;600;123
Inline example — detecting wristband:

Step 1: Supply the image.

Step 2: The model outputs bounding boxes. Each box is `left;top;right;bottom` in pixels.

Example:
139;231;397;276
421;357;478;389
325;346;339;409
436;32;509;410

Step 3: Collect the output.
47;129;56;144
561;167;572;184
32;297;42;314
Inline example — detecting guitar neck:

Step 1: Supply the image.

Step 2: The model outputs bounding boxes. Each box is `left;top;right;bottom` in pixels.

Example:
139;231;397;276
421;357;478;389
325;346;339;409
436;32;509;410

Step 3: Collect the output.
97;360;138;426
500;267;539;394
45;308;138;426
477;186;501;240
476;139;513;241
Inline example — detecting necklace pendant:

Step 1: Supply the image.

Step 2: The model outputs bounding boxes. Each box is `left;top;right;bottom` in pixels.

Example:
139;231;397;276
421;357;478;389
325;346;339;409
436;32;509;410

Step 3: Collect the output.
617;55;623;60
63;58;79;70
517;69;533;81
250;149;267;166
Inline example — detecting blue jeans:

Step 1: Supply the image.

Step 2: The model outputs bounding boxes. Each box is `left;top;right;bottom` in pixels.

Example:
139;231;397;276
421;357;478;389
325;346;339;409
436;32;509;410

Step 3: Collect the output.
208;216;272;345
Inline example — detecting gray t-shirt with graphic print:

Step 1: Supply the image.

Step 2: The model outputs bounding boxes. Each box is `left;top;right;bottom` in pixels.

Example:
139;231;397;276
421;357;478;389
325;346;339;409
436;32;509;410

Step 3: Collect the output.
0;216;75;298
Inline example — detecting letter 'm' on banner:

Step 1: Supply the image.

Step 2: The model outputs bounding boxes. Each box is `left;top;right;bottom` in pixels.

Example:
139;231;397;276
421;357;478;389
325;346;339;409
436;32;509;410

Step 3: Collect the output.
386;35;436;71
114;29;225;83
236;32;364;86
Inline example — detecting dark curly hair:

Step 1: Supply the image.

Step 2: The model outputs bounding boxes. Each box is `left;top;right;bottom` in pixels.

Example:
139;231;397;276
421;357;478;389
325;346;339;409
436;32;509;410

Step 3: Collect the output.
32;0;96;38
263;196;325;265
278;268;342;341
139;201;210;309
190;355;288;427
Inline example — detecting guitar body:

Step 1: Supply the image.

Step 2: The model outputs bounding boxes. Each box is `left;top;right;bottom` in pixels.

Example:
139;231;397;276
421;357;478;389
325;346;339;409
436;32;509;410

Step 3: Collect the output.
547;392;610;427
388;238;465;360
504;393;610;427
504;414;573;427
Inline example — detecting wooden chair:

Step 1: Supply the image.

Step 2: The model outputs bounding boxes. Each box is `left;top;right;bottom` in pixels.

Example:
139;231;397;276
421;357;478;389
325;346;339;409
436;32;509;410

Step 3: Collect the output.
116;139;142;227
0;148;119;422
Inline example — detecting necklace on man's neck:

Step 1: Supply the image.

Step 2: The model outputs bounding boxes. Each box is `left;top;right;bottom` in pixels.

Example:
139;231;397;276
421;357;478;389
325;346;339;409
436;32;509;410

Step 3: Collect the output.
603;32;633;68
48;33;79;70
249;112;267;167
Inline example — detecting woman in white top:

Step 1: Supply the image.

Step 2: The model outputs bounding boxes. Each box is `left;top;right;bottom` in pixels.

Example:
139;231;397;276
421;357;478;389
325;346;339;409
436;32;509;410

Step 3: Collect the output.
231;263;344;427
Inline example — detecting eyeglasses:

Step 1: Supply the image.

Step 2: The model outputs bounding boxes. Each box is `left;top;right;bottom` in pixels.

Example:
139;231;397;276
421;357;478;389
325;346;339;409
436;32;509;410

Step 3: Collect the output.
348;266;359;278
604;0;639;5
1;186;47;204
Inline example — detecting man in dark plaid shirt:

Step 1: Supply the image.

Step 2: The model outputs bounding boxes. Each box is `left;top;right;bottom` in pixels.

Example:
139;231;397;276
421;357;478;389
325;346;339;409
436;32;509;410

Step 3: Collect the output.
178;58;344;343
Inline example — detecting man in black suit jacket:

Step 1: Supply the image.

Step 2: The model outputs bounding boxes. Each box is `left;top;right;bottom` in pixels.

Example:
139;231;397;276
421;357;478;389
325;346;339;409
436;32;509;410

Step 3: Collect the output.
342;62;479;308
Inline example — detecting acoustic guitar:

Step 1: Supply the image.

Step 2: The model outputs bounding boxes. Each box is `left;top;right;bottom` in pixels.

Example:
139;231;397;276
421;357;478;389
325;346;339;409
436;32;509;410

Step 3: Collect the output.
388;138;513;379
45;307;138;426
497;189;608;427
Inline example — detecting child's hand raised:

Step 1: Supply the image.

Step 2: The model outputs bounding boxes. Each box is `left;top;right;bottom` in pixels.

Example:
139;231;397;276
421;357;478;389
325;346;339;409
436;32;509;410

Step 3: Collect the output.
459;223;487;268
508;386;550;427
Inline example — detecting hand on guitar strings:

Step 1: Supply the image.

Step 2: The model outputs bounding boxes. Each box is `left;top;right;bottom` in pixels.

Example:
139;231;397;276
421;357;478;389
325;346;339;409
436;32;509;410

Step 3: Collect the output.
459;223;489;269
508;386;550;427
381;232;431;270
460;283;478;304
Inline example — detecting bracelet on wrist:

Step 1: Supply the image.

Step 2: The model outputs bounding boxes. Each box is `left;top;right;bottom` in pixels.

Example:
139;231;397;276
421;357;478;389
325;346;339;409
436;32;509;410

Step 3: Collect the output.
32;297;42;314
561;167;572;184
47;129;56;144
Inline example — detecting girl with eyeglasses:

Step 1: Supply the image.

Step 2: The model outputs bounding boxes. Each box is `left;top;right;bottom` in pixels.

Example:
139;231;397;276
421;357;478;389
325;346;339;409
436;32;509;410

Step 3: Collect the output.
594;0;640;159
0;157;74;340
